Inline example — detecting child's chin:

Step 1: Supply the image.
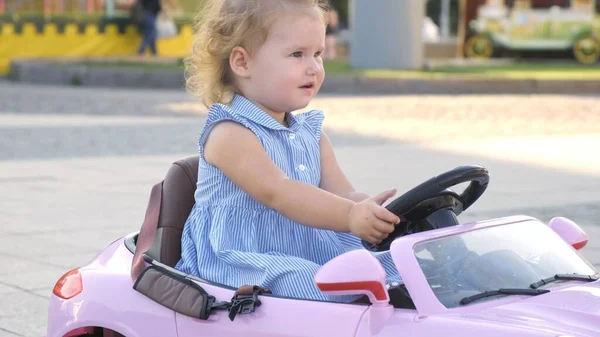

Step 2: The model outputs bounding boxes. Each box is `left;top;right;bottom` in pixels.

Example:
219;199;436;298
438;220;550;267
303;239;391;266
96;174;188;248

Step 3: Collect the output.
296;94;318;108
289;101;312;112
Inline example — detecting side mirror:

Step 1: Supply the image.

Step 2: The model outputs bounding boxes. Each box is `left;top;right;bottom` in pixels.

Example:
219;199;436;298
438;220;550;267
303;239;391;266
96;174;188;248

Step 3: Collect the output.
549;217;588;250
314;249;393;334
314;249;390;305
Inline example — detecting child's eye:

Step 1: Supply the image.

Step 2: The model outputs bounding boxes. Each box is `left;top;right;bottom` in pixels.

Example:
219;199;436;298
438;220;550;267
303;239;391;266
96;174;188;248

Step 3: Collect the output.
315;51;322;57
291;51;302;58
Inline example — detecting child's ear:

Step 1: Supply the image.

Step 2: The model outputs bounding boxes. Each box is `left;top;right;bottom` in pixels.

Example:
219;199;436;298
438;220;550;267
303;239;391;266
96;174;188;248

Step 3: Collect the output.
229;46;251;78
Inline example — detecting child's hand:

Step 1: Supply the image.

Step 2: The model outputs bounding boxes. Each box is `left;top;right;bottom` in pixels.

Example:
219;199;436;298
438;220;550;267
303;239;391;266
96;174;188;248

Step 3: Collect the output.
347;189;401;244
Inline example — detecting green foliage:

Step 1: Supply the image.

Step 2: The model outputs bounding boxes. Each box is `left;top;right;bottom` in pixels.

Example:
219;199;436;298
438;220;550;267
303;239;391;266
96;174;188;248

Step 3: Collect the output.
328;0;349;28
177;0;349;27
179;0;204;14
70;74;82;86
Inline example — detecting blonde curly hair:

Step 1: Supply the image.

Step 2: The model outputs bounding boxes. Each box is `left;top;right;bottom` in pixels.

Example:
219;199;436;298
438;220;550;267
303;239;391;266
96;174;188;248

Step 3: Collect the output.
185;0;330;108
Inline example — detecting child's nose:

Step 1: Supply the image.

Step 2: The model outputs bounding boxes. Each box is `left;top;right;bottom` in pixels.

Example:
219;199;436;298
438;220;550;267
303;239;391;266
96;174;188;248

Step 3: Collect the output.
306;60;322;75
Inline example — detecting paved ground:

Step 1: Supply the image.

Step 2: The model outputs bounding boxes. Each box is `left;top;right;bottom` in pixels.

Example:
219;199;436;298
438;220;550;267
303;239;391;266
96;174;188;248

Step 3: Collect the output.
1;81;599;337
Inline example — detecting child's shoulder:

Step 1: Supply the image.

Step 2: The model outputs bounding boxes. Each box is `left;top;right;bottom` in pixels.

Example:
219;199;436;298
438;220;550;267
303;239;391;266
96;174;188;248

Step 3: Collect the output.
203;100;251;128
206;100;235;119
296;107;324;118
201;100;265;141
204;96;326;140
294;109;325;141
295;109;325;127
205;96;261;124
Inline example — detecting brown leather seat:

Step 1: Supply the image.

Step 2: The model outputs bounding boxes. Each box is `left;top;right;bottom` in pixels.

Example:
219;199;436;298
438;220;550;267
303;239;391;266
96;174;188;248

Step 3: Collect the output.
150;155;199;266
132;155;199;278
131;156;273;318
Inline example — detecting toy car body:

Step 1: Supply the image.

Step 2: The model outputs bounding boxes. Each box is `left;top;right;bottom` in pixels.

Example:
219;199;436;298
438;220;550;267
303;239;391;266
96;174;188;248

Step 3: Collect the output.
46;156;600;337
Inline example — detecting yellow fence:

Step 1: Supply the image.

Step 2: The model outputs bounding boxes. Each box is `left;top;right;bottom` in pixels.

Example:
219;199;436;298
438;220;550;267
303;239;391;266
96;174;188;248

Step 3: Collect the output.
0;21;194;74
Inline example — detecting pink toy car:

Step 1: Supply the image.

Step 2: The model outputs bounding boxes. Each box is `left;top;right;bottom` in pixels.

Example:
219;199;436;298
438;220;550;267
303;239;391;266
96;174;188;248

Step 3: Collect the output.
47;156;599;337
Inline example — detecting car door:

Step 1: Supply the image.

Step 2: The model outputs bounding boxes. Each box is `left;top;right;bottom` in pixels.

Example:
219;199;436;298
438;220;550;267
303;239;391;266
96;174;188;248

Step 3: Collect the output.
176;295;369;337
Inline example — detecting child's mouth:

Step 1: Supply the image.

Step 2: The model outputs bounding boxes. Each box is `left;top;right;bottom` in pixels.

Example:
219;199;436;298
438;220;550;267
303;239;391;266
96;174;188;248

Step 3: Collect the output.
300;84;314;89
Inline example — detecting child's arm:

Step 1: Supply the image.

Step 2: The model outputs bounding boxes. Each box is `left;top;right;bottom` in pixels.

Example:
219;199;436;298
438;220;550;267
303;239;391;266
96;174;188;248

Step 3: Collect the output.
204;122;399;243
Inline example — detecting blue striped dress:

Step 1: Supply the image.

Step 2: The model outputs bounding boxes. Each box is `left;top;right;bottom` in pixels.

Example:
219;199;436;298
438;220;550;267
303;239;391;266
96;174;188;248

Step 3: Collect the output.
175;94;401;302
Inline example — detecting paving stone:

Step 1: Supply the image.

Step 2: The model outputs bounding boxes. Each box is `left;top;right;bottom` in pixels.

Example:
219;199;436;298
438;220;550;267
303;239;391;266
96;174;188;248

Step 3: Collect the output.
0;80;598;337
0;327;26;337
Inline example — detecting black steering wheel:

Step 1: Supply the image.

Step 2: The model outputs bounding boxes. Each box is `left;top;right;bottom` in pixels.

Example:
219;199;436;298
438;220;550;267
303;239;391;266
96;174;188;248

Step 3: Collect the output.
363;165;490;252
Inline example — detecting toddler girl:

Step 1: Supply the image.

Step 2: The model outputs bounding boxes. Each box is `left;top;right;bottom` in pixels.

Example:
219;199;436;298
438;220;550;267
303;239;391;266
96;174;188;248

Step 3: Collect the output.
175;0;403;302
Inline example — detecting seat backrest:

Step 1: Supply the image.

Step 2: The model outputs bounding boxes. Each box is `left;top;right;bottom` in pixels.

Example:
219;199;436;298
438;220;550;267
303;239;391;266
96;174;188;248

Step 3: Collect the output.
146;155;199;267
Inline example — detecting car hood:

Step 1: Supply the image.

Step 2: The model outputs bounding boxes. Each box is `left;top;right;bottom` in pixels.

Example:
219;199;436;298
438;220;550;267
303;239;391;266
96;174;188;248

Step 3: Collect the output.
458;282;600;336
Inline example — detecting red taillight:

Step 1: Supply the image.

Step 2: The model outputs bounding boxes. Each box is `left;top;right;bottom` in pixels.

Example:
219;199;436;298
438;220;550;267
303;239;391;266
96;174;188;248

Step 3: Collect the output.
53;268;83;299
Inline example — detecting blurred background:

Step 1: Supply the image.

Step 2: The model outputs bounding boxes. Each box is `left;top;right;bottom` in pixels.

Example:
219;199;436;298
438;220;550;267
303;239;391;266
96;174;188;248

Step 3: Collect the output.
1;0;600;74
1;1;600;337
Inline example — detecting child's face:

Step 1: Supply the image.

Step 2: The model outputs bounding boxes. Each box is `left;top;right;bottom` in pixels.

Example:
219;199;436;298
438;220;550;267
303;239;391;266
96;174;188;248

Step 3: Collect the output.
245;10;326;114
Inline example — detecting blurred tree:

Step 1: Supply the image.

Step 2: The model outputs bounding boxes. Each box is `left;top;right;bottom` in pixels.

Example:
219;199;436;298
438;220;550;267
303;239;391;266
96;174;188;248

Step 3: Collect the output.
177;0;350;26
180;0;201;13
328;0;348;28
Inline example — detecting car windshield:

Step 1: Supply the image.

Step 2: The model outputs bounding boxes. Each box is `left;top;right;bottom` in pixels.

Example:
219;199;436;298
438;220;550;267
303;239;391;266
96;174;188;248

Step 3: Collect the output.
413;220;597;308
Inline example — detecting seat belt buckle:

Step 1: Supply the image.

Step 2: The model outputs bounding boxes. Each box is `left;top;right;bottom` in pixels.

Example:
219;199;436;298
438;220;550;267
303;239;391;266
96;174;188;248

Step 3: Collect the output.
227;286;264;321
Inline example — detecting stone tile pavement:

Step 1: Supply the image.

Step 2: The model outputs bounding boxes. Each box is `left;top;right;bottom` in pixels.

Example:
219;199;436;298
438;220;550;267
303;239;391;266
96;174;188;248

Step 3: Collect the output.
0;82;599;336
